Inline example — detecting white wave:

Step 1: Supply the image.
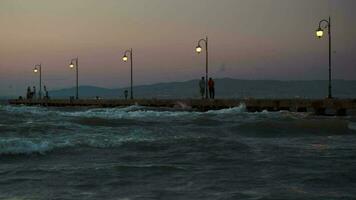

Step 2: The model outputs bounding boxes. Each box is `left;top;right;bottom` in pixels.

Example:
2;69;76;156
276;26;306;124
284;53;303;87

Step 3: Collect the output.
0;129;158;155
0;137;106;155
0;105;49;115
0;103;288;123
0;138;52;155
62;104;248;120
206;104;246;114
112;104;146;112
61;107;198;120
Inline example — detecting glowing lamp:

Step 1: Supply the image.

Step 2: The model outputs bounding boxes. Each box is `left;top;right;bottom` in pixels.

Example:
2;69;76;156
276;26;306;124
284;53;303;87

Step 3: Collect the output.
196;46;202;53
316;28;324;38
33;68;38;73
122;55;128;62
69;62;74;68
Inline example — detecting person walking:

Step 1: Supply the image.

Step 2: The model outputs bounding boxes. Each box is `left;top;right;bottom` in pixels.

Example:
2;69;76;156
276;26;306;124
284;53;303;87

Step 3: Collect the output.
208;77;215;99
199;77;205;99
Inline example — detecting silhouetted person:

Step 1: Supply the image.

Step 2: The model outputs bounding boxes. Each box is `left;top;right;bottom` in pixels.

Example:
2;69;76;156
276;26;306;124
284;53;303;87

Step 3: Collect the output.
44;85;49;99
26;86;31;99
208;77;215;99
32;86;36;99
199;77;205;99
124;90;128;100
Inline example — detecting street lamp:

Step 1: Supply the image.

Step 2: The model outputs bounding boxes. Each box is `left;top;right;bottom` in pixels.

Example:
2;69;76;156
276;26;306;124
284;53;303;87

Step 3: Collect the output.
122;48;134;99
195;36;208;99
316;27;324;38
33;63;42;99
68;57;79;100
316;16;332;99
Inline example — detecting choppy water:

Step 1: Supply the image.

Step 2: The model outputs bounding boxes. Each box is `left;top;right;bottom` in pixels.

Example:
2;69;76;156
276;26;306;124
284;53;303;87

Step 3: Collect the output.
0;104;356;200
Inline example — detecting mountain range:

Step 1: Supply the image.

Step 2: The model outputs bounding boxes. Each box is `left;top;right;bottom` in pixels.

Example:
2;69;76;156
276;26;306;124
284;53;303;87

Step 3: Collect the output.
45;78;356;99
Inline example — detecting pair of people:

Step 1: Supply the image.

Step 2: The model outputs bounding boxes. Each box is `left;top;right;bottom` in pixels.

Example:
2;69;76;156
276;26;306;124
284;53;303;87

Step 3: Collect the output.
26;85;49;100
26;86;36;99
199;77;215;99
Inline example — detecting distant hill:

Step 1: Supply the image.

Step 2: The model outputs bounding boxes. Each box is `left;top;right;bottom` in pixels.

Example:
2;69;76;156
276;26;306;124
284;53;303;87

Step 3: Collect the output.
48;78;356;99
49;86;115;98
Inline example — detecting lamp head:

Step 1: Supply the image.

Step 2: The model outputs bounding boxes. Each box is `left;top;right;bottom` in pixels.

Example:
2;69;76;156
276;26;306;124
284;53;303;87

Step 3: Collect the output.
69;62;74;68
122;55;128;62
33;68;38;73
196;45;202;54
316;27;324;38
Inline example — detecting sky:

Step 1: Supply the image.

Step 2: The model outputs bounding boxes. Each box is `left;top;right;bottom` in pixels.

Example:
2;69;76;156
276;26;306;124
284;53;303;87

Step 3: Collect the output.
0;0;356;96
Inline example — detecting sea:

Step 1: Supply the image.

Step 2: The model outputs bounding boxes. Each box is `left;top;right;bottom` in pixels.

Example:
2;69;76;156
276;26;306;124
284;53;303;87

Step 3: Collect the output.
0;104;356;200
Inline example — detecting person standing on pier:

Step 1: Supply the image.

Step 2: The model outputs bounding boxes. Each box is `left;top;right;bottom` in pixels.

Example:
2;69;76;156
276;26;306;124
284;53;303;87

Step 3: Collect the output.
208;77;215;99
32;86;37;99
26;86;31;99
199;77;205;99
124;90;128;100
44;85;49;100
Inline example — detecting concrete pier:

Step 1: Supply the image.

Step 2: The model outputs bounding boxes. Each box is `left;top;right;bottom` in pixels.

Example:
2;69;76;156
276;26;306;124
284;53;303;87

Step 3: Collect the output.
7;98;356;116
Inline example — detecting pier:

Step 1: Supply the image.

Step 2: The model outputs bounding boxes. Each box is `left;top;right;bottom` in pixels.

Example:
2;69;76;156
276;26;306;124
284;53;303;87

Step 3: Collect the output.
7;98;356;116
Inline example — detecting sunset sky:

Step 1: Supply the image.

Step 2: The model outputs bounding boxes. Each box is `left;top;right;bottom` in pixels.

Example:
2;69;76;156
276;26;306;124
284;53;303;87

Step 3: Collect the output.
0;0;355;96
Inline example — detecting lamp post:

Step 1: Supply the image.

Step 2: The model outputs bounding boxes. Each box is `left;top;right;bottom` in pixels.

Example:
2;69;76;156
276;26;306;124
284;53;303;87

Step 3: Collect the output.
195;36;209;99
69;57;79;100
122;49;134;99
316;16;332;99
33;64;42;99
